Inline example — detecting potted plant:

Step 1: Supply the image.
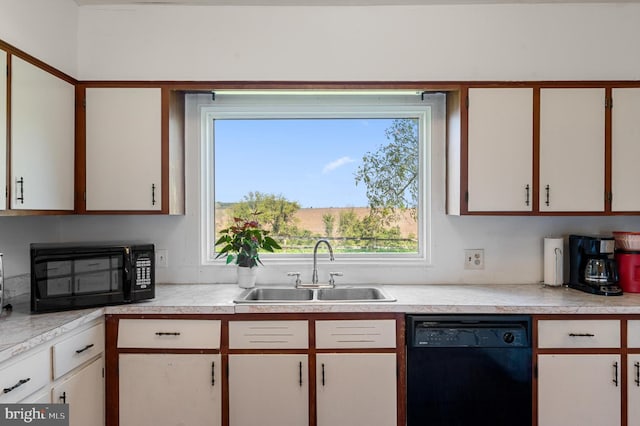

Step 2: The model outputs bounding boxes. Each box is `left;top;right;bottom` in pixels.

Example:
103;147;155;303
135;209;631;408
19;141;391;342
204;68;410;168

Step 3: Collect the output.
215;216;282;288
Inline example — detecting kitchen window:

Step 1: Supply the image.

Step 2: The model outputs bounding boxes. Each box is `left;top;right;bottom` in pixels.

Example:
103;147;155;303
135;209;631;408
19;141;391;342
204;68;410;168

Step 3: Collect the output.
201;91;443;265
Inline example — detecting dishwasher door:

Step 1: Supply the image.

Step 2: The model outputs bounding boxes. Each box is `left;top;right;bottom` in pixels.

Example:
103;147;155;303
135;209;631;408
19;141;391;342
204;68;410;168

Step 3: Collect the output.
406;315;532;426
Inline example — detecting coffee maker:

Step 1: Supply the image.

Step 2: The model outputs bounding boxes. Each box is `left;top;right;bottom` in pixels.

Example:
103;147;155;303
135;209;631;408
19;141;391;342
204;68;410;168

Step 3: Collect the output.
568;235;623;296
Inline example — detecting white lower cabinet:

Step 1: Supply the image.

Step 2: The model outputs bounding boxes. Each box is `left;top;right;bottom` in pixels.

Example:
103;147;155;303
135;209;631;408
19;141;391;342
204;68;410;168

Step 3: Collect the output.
538;354;621;426
628;355;640;425
115;318;223;426
52;356;104;426
537;319;622;426
316;353;397;426
228;354;308;426
0;318;104;426
119;353;222;426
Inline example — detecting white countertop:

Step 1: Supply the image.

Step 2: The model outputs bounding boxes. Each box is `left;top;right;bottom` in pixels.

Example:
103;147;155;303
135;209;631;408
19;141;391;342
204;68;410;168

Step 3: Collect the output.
3;282;640;364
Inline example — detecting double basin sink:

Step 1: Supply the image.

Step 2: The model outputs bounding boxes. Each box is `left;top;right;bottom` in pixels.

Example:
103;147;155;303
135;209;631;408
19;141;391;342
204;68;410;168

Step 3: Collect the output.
234;286;395;303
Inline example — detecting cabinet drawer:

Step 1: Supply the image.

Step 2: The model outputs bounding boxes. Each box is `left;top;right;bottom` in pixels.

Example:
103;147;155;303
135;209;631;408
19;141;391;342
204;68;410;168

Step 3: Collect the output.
316;320;397;349
117;319;221;349
627;320;640;348
0;349;49;403
229;321;308;349
53;322;104;379
538;320;620;349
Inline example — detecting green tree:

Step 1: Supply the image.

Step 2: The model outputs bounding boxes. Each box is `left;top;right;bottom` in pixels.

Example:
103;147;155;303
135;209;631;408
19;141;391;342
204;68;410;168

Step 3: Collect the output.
354;118;419;221
322;213;335;237
230;192;301;235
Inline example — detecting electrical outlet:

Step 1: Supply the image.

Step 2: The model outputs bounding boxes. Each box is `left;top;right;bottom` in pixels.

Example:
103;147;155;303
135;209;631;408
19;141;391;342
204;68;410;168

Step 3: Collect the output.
156;249;168;268
464;249;484;270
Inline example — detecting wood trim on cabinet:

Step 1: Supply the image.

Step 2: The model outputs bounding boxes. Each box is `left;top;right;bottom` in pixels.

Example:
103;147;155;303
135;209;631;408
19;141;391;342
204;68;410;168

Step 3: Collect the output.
459;86;469;215
105;315;120;426
161;88;170;214
605;87;613;213
532;86;541;213
5;53;11;211
0;40;76;86
75;85;86;213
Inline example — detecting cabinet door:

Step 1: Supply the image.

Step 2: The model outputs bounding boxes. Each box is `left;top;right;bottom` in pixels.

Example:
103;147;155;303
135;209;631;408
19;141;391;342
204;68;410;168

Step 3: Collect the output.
11;56;75;210
612;88;640;211
538;354;620;426
85;88;162;211
228;354;309;426
467;88;533;212
0;50;6;210
629;355;640;426
119;353;221;426
52;356;104;426
316;353;397;426
539;88;605;212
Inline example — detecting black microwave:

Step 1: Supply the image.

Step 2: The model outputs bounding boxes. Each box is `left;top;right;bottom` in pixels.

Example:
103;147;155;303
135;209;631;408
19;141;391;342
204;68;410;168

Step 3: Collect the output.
30;242;155;313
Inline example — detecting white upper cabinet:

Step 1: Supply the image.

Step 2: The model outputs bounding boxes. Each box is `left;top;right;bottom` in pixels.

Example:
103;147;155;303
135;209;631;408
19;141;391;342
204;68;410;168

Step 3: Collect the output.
85;87;162;211
539;88;605;212
612;88;640;212
10;57;75;210
467;88;533;212
0;50;6;211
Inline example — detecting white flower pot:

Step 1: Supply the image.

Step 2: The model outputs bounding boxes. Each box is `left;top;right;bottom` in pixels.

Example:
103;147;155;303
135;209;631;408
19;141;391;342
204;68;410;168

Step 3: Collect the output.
237;266;258;288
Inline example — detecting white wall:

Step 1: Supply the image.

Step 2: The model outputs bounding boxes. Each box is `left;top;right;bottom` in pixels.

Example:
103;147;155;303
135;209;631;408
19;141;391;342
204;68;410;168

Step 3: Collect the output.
77;3;640;81
3;3;640;286
0;0;78;77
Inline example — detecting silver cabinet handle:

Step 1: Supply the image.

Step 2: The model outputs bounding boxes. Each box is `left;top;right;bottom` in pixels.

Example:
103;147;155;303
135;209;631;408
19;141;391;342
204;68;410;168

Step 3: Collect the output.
635;362;640;387
525;184;530;206
613;362;619;387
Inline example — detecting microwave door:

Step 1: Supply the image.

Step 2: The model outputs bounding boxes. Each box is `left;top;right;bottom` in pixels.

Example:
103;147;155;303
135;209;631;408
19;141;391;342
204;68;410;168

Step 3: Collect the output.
44;276;73;296
74;257;115;295
74;272;112;294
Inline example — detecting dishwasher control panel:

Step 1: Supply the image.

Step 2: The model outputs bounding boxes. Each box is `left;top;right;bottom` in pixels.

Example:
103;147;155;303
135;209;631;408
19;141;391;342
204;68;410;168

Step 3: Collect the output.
408;315;531;348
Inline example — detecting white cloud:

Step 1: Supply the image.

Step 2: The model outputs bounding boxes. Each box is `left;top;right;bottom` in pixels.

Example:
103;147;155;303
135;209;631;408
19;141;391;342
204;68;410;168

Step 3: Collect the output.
322;156;355;174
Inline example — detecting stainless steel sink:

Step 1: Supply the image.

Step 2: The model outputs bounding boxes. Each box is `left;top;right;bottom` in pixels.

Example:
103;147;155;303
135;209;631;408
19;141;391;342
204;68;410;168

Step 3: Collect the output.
316;287;392;301
234;286;395;303
235;288;314;303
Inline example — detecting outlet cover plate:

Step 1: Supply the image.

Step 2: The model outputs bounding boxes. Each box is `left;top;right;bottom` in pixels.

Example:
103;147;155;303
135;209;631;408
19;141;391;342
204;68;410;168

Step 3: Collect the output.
464;249;484;270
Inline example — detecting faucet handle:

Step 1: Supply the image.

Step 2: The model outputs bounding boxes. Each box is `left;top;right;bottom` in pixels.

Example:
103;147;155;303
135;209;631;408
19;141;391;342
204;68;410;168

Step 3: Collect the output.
287;272;302;287
329;272;343;287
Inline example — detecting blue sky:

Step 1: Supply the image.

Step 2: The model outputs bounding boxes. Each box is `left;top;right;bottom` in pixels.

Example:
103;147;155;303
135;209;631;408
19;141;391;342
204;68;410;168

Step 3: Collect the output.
214;118;396;208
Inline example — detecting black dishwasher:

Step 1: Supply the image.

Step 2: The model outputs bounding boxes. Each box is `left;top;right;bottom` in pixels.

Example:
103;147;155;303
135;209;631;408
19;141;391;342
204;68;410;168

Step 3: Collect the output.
406;315;532;426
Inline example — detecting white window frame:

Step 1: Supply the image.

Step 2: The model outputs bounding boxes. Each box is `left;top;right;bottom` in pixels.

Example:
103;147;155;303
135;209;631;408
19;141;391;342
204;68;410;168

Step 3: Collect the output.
200;93;443;267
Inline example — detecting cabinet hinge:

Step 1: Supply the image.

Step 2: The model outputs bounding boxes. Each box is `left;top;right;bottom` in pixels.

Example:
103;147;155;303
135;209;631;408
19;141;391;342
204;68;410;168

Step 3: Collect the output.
607;191;613;203
83;191;86;202
606;96;613;109
82;98;86;109
464;191;469;203
465;95;469;109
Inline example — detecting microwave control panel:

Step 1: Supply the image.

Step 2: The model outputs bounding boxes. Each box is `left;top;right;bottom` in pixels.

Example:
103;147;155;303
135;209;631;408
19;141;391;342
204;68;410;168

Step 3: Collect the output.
134;255;153;289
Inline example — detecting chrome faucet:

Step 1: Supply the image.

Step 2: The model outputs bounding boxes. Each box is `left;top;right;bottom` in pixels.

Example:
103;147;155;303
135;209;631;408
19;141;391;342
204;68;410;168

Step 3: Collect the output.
312;239;334;285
